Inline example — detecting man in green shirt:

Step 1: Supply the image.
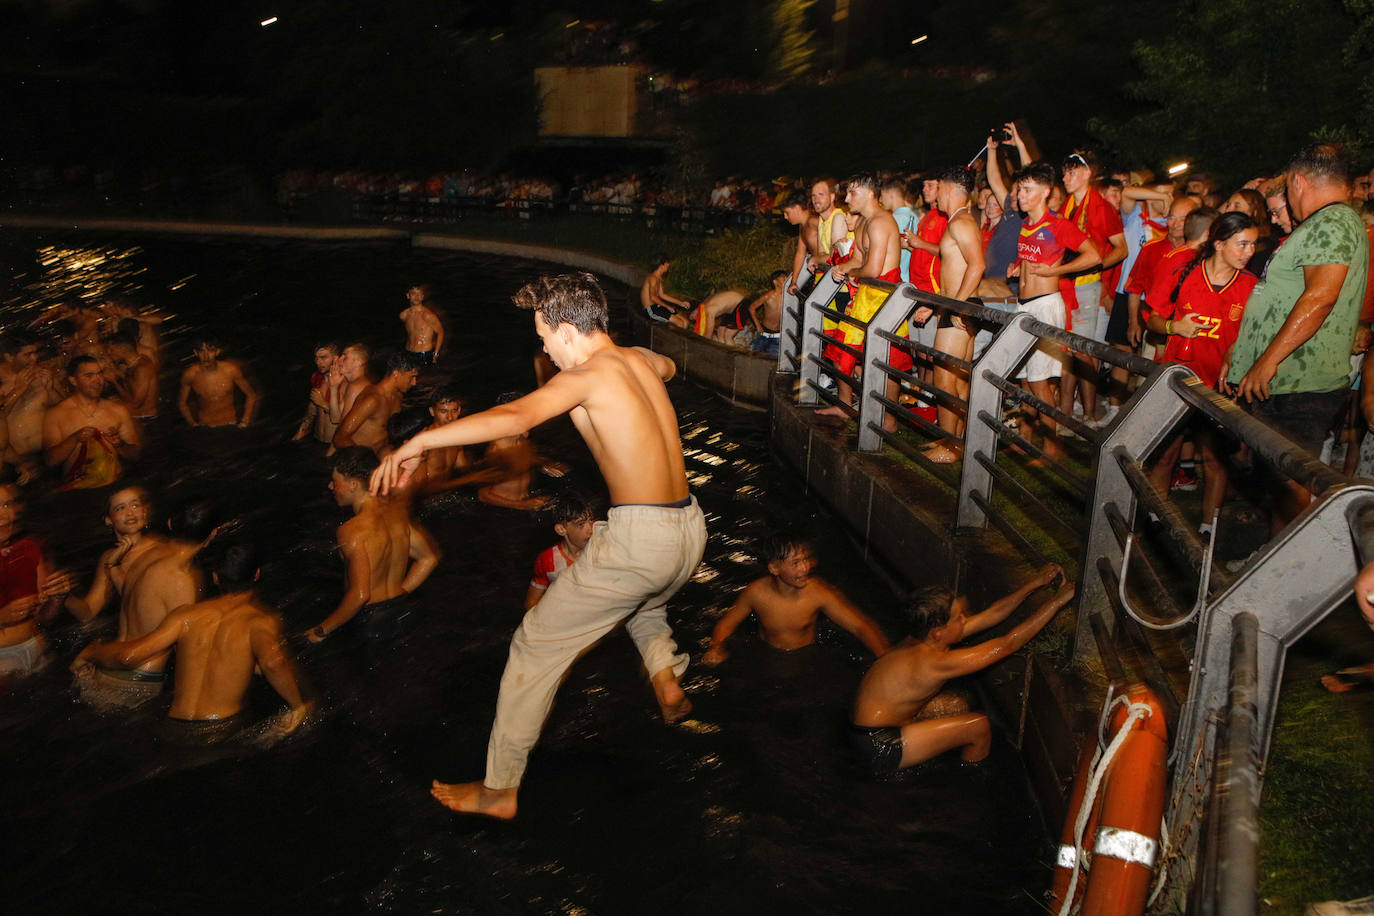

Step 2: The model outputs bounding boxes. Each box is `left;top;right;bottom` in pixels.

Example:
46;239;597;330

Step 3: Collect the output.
1227;143;1369;525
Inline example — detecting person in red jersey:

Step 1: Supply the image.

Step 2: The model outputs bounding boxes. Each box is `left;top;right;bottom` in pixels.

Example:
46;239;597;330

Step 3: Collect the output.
1145;213;1259;535
1011;162;1100;461
1057;150;1126;426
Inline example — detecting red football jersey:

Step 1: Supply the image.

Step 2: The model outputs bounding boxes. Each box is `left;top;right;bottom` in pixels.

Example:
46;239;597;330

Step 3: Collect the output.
910;209;947;293
1152;262;1257;387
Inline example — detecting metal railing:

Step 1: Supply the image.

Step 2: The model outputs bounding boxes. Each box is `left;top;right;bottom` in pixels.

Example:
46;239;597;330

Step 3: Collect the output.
776;273;1374;913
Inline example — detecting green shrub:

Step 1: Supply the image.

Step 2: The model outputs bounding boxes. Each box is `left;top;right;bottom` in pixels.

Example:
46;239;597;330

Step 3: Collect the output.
665;221;795;301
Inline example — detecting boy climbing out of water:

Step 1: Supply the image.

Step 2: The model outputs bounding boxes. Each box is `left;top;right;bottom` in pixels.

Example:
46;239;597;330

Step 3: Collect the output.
524;491;597;610
849;563;1073;773
703;533;889;664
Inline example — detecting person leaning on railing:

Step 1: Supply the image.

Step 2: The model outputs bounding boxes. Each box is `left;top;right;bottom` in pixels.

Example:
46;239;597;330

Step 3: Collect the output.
1226;143;1371;530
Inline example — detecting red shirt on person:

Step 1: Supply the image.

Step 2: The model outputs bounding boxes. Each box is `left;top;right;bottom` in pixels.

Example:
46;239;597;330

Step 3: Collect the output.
1148;261;1257;388
1142;245;1196;314
910;209;948;293
1059;187;1123;307
1127;238;1188;297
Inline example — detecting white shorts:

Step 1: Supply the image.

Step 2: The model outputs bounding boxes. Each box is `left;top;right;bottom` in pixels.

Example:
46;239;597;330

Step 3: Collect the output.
1015;292;1068;383
1067;281;1107;344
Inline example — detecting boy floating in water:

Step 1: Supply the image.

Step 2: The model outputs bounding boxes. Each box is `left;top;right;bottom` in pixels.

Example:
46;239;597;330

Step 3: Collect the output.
703;533;888;665
524;492;597;610
374;272;706;820
72;543;312;744
849;563;1073;773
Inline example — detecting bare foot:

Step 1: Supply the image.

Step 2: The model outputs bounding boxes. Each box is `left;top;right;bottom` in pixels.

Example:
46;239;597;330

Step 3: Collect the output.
431;780;518;820
650;668;693;723
814;406;849;418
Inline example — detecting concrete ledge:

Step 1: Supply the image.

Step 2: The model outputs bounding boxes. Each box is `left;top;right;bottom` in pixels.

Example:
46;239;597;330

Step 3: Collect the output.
411;234;646;289
628;310;774;409
0;215;412;241
771;382;1084;832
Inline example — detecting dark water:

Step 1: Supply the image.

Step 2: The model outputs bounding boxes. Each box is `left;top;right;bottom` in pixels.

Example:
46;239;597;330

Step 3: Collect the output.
1;236;1048;915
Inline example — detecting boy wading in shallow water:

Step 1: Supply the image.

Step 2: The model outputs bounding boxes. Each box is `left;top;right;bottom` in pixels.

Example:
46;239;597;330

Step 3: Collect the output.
849;563;1074;773
374;272;706;821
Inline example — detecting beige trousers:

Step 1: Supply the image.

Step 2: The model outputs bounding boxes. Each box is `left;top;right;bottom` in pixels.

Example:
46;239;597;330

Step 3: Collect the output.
485;498;707;788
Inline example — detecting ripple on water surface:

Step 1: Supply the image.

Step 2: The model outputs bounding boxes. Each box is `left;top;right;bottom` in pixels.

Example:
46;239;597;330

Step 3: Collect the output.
1;235;1047;914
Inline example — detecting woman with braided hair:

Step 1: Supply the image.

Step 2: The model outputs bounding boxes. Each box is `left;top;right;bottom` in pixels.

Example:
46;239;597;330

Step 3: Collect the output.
1143;211;1260;537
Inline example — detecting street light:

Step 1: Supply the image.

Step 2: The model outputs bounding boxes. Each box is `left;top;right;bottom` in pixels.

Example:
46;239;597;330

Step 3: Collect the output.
1168;161;1190;176
911;34;928;45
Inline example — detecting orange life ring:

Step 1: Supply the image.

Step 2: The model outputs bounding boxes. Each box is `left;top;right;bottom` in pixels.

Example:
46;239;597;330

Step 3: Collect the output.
1049;743;1100;912
1049;683;1169;916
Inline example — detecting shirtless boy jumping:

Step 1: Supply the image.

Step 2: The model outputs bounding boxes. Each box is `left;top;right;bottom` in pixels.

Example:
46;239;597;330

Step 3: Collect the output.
373;272;706;821
849;563;1073;773
703;534;888;664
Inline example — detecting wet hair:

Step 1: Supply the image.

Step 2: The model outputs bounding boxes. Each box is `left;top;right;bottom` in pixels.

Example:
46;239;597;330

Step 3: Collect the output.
332;446;380;484
216;542;260;589
107;327;139;350
67;354;99;377
761;532;815;566
431;384;464;409
1014;161;1059;192
193;336;222;350
344;342;371;362
1289;143;1350;186
407;283;434;299
1169;212;1257;304
769;269;789;285
386;350;421;375
781;191;809;211
936;165;975;196
511;273;609;335
0;331;38;356
903;585;957;641
314;341;341;356
167;499;219;542
106;484;150;516
1183;207;1219;244
650;253;672;270
386;406;429;447
845;173;879;195
812;176;837;195
551;490;596;527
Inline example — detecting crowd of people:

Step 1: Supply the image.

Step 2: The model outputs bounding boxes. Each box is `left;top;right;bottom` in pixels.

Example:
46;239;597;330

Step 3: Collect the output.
1;269;1087;836
651;130;1373;527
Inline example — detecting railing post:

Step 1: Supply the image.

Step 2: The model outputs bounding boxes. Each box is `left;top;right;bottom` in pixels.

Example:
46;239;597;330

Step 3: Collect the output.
1216;612;1260;916
798;273;842;407
777;276;801;374
955;313;1047;530
857;283;911;452
1077;363;1194;651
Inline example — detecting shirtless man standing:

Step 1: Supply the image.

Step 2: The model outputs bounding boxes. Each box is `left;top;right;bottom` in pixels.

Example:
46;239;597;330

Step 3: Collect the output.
2;334;59;483
783;192;820;298
43;355;141;489
62;487;193;707
422;386;469;484
332;352;420;455
924;167;988;463
400;285;444;366
373;272;707;820
72;543;312;744
177;339;259;428
817;174;905;429
307;447;439;641
849;564;1073;773
703;534;888;665
106;329;159;419
327;343;373;454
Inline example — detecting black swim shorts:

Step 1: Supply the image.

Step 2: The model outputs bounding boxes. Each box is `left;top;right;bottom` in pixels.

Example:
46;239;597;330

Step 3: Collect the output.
848;722;904;775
